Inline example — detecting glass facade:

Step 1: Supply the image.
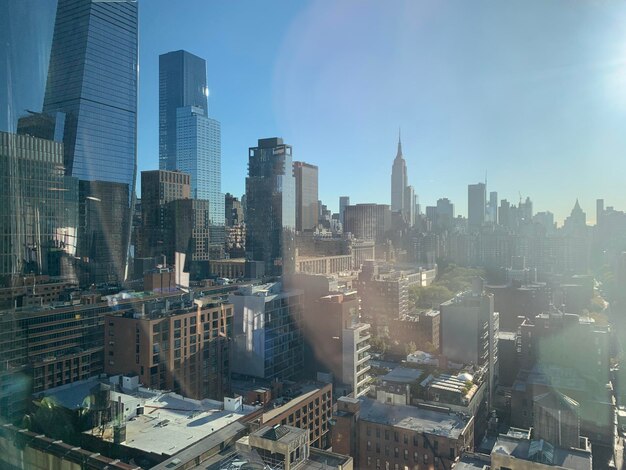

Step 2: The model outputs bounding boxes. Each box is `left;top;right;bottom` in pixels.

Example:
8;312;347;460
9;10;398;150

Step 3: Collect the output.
176;106;225;226
246;138;296;277
0;132;78;281
159;50;208;172
294;161;319;232
42;0;138;283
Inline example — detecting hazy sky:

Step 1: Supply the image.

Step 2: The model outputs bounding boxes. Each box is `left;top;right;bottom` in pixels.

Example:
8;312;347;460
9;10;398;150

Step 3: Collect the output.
4;0;626;223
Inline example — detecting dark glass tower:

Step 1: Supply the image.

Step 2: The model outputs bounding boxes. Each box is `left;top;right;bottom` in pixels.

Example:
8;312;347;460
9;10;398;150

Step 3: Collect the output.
246;138;296;277
42;0;138;284
159;50;208;171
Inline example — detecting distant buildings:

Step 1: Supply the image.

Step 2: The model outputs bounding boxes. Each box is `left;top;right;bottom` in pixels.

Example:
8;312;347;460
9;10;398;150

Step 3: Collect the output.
467;183;486;231
294;161;319;232
245;138;296;277
344;204;391;243
339;196;350;225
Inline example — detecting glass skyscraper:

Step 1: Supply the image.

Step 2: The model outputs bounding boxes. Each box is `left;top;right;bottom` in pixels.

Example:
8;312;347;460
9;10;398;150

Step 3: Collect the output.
159;50;208;172
41;0;138;283
0;131;78;280
176;106;225;229
246;138;296;277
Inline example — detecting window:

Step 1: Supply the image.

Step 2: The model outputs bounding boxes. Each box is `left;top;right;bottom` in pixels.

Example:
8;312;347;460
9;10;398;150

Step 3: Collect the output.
367;427;372;437
385;430;390;440
376;443;381;454
413;451;418;462
394;447;399;458
367;441;372;451
404;449;408;460
449;448;455;460
367;457;371;467
423;454;428;465
394;431;399;442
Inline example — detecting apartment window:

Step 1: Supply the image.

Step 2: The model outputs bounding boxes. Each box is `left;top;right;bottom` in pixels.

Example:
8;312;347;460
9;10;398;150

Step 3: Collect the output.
404;449;408;460
367;441;372;451
367;457;371;467
404;434;408;445
376;443;380;454
385;430;390;440
394;447;399;458
385;446;389;457
394;431;399;442
449;448;455;460
413;435;419;447
413;451;418;462
423;454;428;465
376;427;381;438
376;459;380;470
367;427;372;437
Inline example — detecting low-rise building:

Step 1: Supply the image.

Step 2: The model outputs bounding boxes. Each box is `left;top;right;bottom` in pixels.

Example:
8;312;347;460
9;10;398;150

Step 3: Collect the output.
333;396;474;469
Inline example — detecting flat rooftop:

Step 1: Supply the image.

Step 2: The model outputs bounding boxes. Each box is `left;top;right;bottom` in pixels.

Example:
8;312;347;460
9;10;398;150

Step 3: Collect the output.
492;435;591;470
110;393;251;457
381;367;424;384
359;398;469;440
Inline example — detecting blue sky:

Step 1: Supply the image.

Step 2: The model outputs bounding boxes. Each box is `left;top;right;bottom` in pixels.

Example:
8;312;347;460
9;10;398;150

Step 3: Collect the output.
4;0;626;223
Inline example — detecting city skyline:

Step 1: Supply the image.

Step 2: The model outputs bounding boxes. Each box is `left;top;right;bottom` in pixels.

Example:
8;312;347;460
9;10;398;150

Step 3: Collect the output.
3;0;626;224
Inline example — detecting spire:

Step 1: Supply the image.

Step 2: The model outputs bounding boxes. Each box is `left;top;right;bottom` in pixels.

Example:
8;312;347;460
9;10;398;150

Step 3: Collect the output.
396;127;403;158
573;198;582;212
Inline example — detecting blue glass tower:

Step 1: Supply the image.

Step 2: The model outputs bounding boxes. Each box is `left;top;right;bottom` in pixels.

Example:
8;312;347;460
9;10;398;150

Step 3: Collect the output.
159;50;208;172
42;0;138;283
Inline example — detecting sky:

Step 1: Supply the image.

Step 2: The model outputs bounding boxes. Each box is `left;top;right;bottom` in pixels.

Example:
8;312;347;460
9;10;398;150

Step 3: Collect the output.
3;0;626;223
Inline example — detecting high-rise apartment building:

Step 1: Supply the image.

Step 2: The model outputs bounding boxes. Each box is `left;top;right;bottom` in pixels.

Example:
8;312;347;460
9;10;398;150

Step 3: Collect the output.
0;132;78;280
435;198;455;230
42;0;138;284
159;50;208;171
468;183;486;231
293;161;319;232
245;138;296;277
404;185;416;227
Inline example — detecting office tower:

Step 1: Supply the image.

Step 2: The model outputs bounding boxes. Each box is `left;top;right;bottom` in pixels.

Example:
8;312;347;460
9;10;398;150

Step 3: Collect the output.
468;183;486;231
43;0;138;283
499;199;511;228
489;191;498;224
229;282;303;380
339;196;350;225
596;198;604;227
390;133;408;213
563;199;587;235
293;161;319;232
343;204;391;242
0;132;78;279
436;197;455;230
245;138;296;277
159;50;208;171
175;106;225;247
404;185;415;227
440;278;499;405
139;170;191;262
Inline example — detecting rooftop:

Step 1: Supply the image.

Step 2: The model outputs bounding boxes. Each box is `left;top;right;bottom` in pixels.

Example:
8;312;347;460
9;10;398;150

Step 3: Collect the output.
492;435;591;470
42;377;259;458
381;367;424;384
359;397;470;440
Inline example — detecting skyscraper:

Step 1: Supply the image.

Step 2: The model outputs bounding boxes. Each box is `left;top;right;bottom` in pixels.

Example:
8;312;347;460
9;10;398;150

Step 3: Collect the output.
246;138;296;277
160;50;224;258
293;161;319;232
339;196;350;225
0;132;78;279
468;182;486;231
175;106;225;242
159;50;208;171
404;185;416;227
42;0;138;283
390;132;408;214
489;191;498;224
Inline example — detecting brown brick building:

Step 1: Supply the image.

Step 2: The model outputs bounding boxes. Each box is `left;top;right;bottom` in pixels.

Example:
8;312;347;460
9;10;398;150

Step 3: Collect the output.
333;397;473;470
104;296;232;400
247;382;333;450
